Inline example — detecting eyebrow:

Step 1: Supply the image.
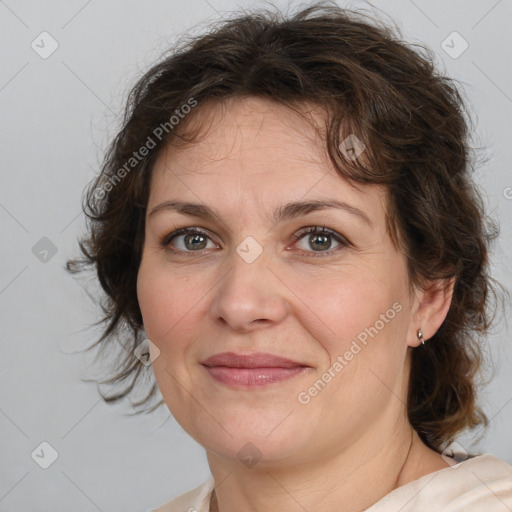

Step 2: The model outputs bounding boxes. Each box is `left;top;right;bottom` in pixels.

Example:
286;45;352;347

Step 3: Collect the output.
148;199;372;227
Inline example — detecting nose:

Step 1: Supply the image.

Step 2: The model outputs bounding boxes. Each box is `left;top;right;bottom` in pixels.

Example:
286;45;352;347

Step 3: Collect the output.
209;244;289;333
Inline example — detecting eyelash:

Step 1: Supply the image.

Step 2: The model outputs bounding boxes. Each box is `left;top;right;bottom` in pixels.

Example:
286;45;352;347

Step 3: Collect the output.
160;225;350;258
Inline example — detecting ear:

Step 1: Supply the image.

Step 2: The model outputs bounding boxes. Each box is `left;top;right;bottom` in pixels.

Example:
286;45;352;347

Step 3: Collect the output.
407;276;456;347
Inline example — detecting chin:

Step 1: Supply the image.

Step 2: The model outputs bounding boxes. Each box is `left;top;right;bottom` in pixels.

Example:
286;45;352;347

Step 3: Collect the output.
159;366;319;463
185;409;313;467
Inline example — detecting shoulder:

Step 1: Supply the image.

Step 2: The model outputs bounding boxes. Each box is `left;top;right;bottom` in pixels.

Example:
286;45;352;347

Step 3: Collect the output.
145;456;512;511
147;478;215;512
365;454;512;511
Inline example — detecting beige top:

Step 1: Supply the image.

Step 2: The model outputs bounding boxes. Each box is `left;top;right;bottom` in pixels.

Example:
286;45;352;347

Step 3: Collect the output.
149;454;512;512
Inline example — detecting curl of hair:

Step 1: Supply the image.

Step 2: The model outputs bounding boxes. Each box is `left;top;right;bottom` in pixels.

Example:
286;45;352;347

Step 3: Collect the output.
67;1;507;450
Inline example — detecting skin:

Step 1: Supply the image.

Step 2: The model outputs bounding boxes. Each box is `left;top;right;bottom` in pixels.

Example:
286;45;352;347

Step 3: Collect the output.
137;96;455;512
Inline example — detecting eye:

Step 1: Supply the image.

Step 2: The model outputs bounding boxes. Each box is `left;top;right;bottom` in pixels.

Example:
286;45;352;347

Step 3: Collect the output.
291;226;349;257
161;227;218;253
161;225;350;257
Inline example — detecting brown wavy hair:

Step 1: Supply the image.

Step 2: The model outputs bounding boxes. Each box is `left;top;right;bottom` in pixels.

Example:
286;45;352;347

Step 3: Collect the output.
67;1;506;452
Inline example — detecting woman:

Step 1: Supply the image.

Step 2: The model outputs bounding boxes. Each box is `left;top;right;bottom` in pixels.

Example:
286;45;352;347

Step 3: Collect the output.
68;3;512;511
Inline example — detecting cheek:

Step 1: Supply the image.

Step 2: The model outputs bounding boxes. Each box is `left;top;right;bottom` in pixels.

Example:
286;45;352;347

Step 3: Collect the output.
299;268;408;406
294;269;399;354
136;262;200;411
136;261;191;344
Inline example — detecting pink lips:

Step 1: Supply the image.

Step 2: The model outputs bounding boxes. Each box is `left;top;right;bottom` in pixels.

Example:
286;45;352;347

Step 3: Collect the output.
201;352;309;388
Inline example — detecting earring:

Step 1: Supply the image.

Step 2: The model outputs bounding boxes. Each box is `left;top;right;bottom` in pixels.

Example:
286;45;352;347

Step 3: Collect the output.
417;328;425;345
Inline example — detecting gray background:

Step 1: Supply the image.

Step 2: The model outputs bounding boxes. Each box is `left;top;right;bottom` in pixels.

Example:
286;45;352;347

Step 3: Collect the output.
1;0;511;511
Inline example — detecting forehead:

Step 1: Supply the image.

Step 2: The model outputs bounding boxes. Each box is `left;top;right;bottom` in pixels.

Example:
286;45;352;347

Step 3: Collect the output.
158;96;328;171
149;96;388;228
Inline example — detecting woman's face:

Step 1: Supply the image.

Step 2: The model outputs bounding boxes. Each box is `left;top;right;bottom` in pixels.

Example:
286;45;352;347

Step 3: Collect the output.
137;97;421;466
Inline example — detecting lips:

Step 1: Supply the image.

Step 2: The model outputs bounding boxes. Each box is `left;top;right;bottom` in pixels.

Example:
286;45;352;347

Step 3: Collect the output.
201;352;310;387
202;352;306;369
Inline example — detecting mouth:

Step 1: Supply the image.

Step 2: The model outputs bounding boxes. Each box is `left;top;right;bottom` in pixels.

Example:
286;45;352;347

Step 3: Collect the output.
200;352;310;388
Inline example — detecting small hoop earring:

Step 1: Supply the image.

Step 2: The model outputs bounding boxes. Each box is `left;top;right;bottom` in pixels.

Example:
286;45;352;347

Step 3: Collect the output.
417;328;425;345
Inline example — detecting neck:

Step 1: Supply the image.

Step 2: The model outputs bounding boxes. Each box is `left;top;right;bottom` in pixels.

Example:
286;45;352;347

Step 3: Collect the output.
207;421;431;512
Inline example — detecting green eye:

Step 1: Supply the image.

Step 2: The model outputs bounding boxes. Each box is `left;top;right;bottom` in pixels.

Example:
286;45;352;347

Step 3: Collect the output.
292;226;350;257
161;225;350;257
